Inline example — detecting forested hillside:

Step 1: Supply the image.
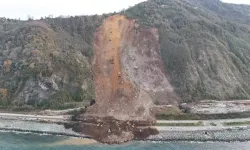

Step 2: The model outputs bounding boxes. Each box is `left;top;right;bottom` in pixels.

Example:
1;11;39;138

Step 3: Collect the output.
125;0;250;102
0;16;105;109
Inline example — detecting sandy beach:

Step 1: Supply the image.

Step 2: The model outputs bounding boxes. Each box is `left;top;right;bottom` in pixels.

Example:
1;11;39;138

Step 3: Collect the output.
50;138;97;146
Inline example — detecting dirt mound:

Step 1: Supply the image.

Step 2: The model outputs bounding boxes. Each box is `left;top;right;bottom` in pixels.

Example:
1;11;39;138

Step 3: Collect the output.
67;116;158;144
70;15;178;144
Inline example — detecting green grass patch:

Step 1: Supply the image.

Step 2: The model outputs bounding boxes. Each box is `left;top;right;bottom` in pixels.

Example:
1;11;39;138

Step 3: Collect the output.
210;122;217;126
223;121;250;126
156;121;203;126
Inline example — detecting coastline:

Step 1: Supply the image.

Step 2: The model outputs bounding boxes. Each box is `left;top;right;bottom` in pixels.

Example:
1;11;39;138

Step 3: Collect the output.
0;119;87;138
147;127;250;142
1;118;250;143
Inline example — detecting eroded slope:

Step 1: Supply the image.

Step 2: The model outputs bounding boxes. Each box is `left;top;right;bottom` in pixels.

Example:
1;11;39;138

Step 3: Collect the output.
72;15;177;143
90;14;178;119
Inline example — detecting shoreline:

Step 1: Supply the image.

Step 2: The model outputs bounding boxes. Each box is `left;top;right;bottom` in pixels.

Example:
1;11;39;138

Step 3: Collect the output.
0;128;90;138
2;127;250;143
1;118;250;143
147;127;250;142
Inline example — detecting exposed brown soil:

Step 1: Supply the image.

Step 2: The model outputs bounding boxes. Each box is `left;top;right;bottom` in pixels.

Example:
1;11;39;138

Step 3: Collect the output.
68;15;178;144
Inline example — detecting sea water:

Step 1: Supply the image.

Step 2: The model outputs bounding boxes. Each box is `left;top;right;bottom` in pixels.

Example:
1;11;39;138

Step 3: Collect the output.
1;132;250;150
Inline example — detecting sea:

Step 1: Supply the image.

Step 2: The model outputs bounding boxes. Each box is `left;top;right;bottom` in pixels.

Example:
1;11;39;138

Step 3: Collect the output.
1;132;250;150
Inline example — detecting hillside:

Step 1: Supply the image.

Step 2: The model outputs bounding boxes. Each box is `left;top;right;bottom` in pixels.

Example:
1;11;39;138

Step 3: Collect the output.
125;0;250;102
0;16;104;109
0;0;250;108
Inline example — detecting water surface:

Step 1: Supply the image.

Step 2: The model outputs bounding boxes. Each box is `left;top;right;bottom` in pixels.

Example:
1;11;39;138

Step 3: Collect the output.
0;132;250;150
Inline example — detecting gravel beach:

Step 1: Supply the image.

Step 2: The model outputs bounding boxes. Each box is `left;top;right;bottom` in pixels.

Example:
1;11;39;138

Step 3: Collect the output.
148;127;250;142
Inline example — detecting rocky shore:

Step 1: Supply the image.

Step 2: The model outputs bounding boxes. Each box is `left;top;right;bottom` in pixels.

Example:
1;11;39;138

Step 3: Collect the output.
148;127;250;142
1;118;250;143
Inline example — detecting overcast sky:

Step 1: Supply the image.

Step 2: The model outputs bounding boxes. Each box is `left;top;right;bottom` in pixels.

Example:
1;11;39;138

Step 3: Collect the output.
0;0;250;20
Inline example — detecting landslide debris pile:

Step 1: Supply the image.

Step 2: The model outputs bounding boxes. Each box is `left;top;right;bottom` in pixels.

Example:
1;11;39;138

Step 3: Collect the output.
68;117;158;144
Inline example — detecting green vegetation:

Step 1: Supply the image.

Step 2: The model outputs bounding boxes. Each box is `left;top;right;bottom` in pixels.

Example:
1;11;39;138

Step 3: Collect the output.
0;105;36;112
0;15;103;109
223;121;250;126
70;108;87;121
36;89;90;110
156;121;203;126
210;122;217;126
125;0;250;103
156;106;183;115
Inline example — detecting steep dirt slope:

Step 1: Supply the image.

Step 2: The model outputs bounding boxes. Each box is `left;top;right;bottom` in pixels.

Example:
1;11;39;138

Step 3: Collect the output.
88;14;177;120
71;15;177;143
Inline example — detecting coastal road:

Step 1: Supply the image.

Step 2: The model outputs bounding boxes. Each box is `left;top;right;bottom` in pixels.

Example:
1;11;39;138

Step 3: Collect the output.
0;113;70;122
1;112;250;130
0;112;250;123
156;118;250;131
157;117;250;125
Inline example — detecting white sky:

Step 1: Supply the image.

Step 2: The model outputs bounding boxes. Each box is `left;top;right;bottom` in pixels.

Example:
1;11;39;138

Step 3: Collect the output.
222;0;250;4
0;0;249;20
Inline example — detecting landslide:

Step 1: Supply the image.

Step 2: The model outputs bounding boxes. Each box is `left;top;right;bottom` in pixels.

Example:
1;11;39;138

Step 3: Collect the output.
71;14;175;143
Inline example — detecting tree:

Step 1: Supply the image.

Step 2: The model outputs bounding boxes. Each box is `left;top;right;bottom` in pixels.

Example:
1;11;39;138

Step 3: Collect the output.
27;15;34;21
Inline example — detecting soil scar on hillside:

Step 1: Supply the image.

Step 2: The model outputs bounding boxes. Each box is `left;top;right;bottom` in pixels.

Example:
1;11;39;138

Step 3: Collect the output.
88;15;156;120
68;15;175;144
